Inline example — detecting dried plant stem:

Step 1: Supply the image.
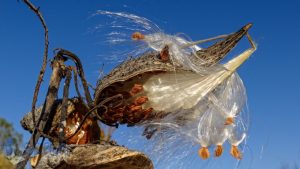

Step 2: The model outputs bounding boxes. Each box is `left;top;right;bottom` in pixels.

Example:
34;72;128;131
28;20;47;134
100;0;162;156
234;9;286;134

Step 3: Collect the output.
72;67;83;101
55;48;93;108
16;56;66;169
34;137;45;167
23;0;49;128
58;68;72;143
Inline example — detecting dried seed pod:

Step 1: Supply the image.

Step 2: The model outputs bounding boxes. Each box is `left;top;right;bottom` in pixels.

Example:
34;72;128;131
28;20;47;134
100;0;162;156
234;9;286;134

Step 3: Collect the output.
94;24;253;127
20;98;101;146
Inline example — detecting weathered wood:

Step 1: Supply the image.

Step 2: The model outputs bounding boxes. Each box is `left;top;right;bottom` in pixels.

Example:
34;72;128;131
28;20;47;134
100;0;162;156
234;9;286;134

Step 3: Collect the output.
17;56;66;169
34;144;153;169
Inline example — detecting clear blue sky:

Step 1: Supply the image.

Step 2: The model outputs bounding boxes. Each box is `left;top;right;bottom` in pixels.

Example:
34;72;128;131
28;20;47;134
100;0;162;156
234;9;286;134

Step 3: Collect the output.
1;0;300;168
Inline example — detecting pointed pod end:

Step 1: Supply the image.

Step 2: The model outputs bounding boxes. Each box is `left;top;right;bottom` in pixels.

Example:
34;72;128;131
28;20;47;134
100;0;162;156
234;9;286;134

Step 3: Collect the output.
243;23;253;31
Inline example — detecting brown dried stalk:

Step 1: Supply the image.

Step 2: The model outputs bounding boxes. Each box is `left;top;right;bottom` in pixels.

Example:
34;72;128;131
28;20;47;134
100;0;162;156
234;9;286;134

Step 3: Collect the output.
23;0;49;128
58;68;72;143
72;67;83;101
16;55;66;169
55;49;94;108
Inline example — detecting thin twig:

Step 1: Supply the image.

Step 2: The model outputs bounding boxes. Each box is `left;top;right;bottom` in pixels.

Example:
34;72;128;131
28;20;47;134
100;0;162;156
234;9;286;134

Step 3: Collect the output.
34;137;45;168
23;0;49;128
36;129;56;141
72;67;83;101
98;63;105;79
58;68;72;143
88;82;96;91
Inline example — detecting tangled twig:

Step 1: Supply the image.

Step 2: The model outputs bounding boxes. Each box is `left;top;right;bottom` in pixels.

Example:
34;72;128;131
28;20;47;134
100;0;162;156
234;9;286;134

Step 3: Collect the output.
55;48;94;108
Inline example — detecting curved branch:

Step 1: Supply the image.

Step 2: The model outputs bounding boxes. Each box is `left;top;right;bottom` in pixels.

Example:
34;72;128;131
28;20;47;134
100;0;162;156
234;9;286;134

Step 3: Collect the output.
55;48;93;108
23;0;49;128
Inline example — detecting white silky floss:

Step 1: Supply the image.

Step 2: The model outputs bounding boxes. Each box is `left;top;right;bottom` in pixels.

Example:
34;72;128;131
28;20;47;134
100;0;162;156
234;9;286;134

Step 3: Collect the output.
141;32;254;155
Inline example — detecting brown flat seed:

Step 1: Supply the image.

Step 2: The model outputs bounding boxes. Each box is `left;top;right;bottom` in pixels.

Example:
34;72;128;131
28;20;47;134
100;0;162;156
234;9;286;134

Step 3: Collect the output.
225;117;235;125
131;32;145;40
130;84;143;96
230;145;242;160
129;105;142;112
214;145;223;157
134;96;148;105
198;147;210;160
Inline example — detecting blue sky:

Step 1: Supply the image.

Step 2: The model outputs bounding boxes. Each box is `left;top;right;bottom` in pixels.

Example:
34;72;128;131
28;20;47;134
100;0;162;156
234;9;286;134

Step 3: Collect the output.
1;0;300;168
